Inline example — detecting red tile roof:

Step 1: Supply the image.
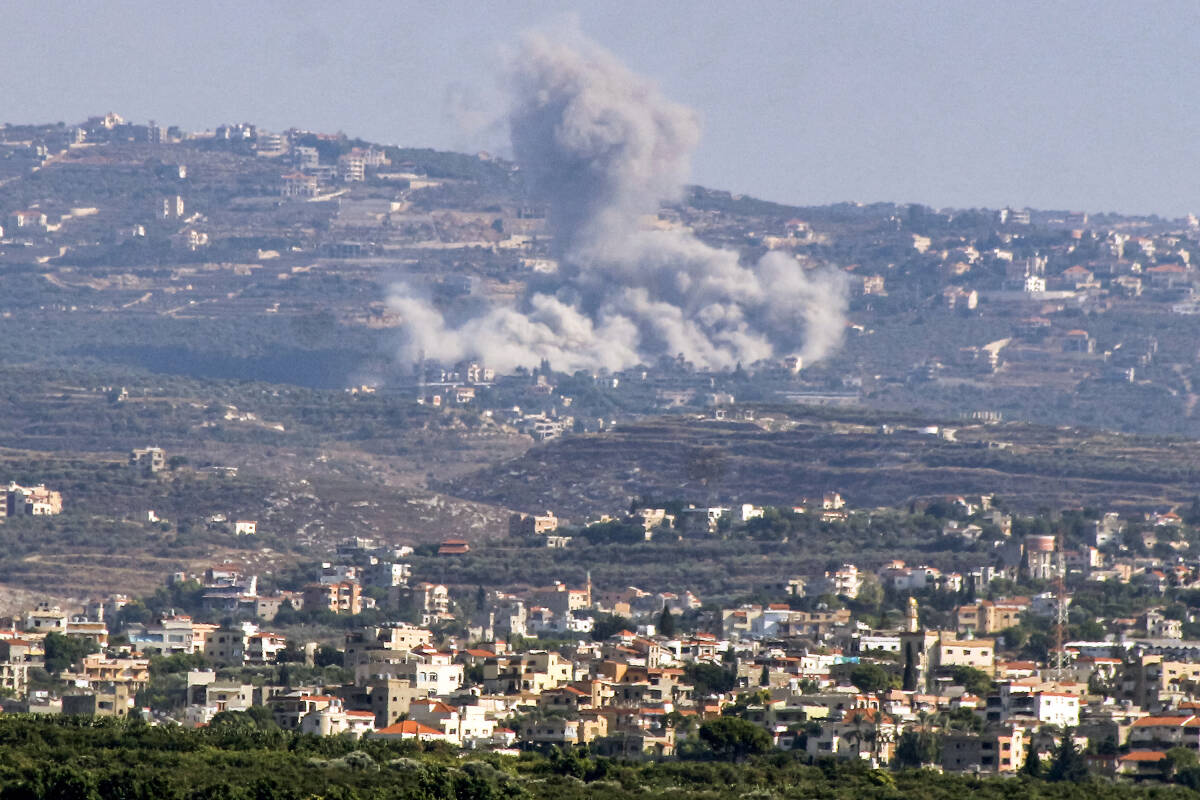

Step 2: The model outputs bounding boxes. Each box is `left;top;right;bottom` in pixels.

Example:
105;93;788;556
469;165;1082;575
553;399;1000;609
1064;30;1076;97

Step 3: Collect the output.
375;720;445;736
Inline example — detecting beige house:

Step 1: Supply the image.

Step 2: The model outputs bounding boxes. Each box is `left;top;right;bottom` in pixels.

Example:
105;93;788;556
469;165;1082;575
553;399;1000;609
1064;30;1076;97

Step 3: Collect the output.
936;632;996;675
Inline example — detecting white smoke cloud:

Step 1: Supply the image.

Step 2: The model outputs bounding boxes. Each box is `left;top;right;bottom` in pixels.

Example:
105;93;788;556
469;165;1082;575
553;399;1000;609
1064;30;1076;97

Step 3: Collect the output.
390;28;848;374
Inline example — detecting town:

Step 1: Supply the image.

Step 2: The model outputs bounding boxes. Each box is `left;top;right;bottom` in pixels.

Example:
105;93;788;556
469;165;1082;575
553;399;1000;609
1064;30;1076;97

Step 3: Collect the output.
2;466;1200;781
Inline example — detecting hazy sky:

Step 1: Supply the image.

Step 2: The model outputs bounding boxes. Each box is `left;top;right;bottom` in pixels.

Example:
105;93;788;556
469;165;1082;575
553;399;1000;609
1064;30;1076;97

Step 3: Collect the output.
4;1;1199;217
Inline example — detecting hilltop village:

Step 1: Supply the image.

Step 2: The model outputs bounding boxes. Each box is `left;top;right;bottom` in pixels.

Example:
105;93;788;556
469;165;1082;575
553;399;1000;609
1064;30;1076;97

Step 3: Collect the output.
4;113;1200;438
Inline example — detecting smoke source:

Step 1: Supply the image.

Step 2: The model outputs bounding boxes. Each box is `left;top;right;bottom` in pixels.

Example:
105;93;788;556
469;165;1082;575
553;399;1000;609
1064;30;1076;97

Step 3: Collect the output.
390;29;848;374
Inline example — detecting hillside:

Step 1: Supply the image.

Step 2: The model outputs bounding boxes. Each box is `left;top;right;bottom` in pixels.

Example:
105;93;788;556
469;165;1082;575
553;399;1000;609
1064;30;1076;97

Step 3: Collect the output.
444;409;1200;519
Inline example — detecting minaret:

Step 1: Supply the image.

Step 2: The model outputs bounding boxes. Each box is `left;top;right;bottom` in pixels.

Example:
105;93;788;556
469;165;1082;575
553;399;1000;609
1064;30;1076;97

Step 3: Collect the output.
586;570;593;608
906;596;920;633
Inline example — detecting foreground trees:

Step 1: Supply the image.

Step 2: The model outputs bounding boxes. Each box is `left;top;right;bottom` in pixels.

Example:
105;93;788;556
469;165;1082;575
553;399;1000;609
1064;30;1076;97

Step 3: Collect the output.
0;716;1188;800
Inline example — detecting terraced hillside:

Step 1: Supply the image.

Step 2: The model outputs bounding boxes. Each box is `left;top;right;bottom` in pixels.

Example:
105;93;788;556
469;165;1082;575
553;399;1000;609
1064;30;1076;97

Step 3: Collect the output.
444;409;1200;520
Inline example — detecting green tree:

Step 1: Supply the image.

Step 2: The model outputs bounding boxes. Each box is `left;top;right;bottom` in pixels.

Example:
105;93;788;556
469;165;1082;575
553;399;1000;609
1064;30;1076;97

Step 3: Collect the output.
275;641;305;664
848;662;894;693
944;707;983;734
855;575;884;609
314;644;343;668
1178;765;1200;790
590;613;631;641
902;646;917;691
949;665;993;698
696;717;772;761
685;663;737;697
658;606;677;637
43;632;100;674
895;730;940;767
1047;729;1088;782
1165;746;1197;778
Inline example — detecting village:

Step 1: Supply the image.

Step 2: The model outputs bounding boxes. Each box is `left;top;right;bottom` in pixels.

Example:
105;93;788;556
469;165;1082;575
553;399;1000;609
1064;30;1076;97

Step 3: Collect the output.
5;114;1200;441
2;473;1200;781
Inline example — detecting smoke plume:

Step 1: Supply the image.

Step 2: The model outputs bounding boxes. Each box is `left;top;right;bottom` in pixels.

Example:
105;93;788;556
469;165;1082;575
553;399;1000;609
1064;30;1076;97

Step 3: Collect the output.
390;29;848;374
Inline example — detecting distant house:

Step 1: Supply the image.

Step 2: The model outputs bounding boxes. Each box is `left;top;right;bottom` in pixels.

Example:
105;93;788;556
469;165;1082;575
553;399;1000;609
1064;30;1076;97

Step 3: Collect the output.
1146;263;1189;289
1062;330;1094;354
129;447;166;473
1116;750;1168;777
1016;317;1052;339
936;631;996;675
438;539;470;556
942;286;978;311
1112;275;1143;297
509;511;559;537
372;719;458;743
302;582;362;615
860;275;886;296
941;728;1026;773
7;209;47;230
1058;265;1096;289
5;483;62;516
280;172;319;198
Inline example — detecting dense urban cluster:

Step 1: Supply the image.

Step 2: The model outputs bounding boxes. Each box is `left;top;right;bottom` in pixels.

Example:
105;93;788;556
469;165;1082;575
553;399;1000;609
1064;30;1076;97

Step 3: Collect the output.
0;485;1196;789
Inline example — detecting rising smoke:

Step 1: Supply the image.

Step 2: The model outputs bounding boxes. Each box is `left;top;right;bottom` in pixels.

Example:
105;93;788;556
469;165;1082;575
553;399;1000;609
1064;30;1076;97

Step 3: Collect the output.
389;29;848;374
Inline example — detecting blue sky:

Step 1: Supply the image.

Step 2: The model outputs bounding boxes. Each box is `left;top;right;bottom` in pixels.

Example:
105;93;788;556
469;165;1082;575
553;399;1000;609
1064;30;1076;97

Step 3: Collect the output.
4;1;1199;216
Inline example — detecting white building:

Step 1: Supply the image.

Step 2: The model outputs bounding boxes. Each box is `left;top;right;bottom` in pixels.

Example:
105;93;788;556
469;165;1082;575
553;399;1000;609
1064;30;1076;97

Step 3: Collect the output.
300;702;377;738
357;650;463;696
986;684;1079;728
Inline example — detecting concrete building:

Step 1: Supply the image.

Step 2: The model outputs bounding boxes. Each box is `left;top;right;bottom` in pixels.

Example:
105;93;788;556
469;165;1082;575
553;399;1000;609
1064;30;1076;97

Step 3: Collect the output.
303;582;362;615
129;447;166;473
5;483;62;516
941;727;1026;774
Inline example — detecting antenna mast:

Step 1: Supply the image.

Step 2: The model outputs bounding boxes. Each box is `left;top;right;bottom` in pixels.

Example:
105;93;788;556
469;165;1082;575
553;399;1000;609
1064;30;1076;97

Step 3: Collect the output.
1052;533;1068;682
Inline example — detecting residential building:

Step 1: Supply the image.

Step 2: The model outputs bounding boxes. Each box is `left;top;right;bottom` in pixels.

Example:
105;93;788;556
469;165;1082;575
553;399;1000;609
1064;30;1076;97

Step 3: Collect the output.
509;511;559;536
805;708;897;766
73;655;150;692
955;598;1028;636
521;714;608;747
984;683;1079;727
129;447;166;473
371;719;458;743
941;727;1026;774
204;623;259;666
359;650;463;696
936;632;996;675
299;701;377;738
303;582;362;615
5;483;62;516
281;172;319;198
245;633;288;665
367;677;428;728
62;683;132;718
1128;715;1200;752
